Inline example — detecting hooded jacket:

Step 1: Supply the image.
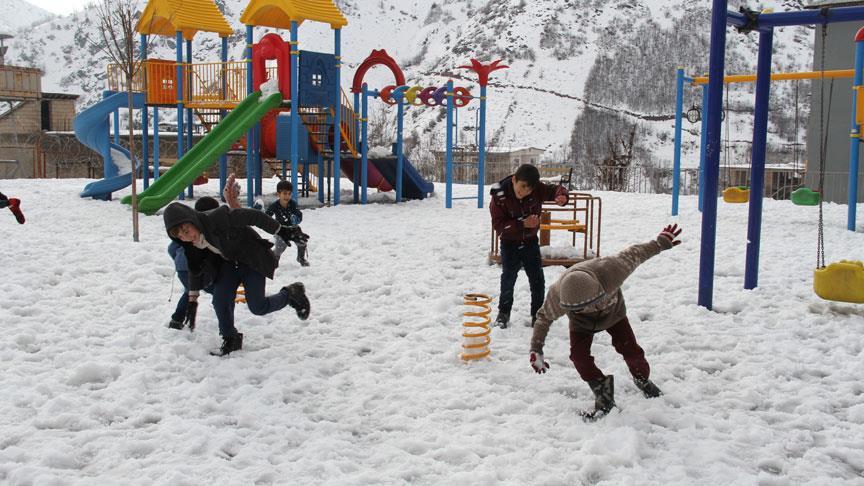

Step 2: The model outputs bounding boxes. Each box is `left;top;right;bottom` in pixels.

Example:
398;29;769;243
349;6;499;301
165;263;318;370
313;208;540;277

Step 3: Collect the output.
163;203;281;292
489;175;569;244
530;238;671;353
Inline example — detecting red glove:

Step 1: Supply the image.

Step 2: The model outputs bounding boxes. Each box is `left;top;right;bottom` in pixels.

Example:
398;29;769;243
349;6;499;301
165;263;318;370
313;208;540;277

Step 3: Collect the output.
7;198;24;224
530;351;549;374
657;223;681;248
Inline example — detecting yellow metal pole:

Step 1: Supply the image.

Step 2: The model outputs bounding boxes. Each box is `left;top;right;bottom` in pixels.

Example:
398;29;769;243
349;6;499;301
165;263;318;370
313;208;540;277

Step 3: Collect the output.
691;69;855;85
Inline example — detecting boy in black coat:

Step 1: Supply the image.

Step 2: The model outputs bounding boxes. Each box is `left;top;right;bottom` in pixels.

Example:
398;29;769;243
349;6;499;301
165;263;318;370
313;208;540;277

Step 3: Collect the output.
164;201;311;356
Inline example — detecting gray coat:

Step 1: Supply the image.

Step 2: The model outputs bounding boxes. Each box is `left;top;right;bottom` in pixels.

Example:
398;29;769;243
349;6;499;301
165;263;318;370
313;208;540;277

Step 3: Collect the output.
530;239;668;354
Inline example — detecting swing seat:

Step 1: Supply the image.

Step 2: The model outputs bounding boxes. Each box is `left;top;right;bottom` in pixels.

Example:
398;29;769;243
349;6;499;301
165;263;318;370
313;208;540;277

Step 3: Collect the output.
814;260;864;304
722;186;750;203
791;187;820;206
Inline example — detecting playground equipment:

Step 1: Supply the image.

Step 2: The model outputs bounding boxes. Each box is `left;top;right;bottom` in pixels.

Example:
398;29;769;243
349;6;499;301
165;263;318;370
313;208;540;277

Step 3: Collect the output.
722;186;750;203
460;293;492;361
814;261;864;303
350;52;506;207
489;191;602;267
791;187;820;206
235;285;246;304
808;24;864;304
690;3;864;309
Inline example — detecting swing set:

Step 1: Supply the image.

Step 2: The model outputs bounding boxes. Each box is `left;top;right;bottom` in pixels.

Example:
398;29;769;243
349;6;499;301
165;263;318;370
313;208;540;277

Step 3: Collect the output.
692;4;864;309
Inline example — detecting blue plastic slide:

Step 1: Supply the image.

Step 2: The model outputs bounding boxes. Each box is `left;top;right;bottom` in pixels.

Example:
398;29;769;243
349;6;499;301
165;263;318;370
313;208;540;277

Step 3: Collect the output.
74;91;146;199
368;156;435;200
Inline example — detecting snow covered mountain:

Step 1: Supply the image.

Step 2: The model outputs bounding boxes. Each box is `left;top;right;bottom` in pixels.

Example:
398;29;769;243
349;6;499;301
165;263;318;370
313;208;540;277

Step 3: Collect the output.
0;0;54;35
4;0;815;169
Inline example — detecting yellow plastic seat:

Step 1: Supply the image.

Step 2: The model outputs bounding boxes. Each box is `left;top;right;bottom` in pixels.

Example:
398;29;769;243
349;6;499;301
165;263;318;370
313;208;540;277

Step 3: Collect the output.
814;260;864;304
722;186;750;203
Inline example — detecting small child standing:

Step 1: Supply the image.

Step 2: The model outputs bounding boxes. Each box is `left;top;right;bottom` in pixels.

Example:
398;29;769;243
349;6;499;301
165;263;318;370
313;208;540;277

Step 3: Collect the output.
265;180;309;267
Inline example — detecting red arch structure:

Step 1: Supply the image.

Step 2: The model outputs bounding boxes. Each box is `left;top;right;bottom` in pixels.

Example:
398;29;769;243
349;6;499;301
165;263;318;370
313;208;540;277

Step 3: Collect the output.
351;49;406;93
252;33;291;96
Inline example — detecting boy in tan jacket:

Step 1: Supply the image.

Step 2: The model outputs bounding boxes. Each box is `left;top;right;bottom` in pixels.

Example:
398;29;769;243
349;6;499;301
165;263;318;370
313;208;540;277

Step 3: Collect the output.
529;224;682;420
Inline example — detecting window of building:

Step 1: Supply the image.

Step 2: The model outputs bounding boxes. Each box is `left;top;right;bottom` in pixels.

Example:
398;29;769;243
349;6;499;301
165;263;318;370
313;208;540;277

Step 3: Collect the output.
41;100;51;131
312;73;323;87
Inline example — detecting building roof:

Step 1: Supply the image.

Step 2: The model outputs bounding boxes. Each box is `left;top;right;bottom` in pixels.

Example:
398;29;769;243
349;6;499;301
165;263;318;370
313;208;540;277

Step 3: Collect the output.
42;92;79;100
239;0;348;29
136;0;234;40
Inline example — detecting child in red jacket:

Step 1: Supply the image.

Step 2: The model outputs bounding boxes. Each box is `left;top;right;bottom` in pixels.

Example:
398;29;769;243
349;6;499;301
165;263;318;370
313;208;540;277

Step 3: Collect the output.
489;164;568;328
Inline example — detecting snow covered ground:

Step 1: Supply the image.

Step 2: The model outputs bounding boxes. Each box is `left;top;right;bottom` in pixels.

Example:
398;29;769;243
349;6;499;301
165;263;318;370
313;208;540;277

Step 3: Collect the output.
1;178;863;485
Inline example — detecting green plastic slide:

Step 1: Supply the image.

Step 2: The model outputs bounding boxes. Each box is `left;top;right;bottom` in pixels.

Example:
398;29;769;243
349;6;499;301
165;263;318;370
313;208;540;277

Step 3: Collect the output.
124;91;283;215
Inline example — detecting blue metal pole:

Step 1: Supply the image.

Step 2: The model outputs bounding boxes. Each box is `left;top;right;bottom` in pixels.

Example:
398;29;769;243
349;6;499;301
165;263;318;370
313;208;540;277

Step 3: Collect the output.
113;107;120;145
848;31;864;230
175;31;184;200
698;0;729;310
185;38;194;198
175;31;184;160
290;21;300;202
477;84;487;208
141;34;150;189
727;6;864;31
219;35;228;199
334;28;342;206
744;29;773;290
361;84;369;204
445;80;454;208
395;87;405;203
673;68;684;216
245;25;254;207
153;108;160;180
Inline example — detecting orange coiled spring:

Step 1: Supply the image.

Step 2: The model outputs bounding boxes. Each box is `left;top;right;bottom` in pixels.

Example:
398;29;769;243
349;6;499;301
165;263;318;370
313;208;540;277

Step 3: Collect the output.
460;293;492;361
235;285;246;304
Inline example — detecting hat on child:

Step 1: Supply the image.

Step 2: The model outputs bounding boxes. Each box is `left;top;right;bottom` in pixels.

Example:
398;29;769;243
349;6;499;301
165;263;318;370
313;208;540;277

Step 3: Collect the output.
560;270;606;311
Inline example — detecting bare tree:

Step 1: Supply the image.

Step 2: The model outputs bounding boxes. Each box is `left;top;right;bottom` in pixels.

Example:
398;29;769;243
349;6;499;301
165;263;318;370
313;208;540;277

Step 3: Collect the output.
596;126;636;191
91;0;143;241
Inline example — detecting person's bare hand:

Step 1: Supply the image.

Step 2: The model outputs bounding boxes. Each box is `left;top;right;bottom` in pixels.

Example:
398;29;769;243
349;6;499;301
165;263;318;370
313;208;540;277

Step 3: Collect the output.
224;173;241;208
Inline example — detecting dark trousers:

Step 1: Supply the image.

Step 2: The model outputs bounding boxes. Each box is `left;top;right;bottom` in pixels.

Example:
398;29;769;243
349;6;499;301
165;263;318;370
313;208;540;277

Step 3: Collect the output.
211;259;289;338
569;317;650;383
498;240;545;319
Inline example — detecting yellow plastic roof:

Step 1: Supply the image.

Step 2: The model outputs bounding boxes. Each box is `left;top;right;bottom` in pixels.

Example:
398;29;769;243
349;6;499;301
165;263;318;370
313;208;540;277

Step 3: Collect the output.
240;0;348;29
136;0;234;40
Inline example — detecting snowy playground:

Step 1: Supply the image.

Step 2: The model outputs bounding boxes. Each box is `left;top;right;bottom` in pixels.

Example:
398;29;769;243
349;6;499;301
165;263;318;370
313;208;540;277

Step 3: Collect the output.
1;178;862;484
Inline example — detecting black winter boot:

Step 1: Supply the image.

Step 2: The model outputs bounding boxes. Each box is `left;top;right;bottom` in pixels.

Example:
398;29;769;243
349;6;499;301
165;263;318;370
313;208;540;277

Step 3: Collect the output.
494;311;510;329
168;318;184;330
585;375;615;421
212;333;243;357
282;282;310;320
633;376;663;398
296;243;310;267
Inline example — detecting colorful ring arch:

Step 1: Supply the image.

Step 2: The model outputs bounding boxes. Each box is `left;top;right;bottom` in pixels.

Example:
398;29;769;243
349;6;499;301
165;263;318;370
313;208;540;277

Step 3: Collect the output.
351;49;406;94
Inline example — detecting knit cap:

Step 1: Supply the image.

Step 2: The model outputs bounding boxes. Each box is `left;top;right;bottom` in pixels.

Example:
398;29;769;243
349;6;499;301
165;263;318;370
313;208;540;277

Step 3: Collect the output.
560;270;606;310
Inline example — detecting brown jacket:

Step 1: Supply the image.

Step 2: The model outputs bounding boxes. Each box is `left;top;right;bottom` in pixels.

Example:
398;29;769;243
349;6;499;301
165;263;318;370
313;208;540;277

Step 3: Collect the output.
530;240;667;353
489;175;568;244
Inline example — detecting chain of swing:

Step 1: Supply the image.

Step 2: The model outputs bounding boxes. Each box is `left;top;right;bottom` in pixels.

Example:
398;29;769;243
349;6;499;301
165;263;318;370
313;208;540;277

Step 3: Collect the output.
817;11;833;271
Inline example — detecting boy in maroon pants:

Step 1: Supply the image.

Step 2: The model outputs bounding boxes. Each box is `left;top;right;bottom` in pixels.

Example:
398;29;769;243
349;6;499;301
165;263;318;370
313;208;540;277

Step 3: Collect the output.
528;224;683;420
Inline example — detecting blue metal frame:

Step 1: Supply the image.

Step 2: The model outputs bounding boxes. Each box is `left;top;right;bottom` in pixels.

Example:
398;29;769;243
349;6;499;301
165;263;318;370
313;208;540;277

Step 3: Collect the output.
699;3;864;309
848;37;864;230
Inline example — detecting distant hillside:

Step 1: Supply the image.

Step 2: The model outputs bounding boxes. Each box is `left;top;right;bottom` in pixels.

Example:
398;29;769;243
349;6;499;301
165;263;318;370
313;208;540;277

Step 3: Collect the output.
3;0;815;172
0;0;54;35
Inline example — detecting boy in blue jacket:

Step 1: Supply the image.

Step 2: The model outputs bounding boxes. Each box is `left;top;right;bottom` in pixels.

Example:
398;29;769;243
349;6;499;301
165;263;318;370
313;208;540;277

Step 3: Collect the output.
265;180;309;267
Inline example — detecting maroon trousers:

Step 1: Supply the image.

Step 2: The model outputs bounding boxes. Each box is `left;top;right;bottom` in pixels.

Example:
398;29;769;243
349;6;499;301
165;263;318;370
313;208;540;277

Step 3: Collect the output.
568;316;650;383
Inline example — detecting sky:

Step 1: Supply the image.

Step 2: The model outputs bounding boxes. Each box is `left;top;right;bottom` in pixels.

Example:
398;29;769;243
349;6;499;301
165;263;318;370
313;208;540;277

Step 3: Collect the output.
1;176;863;484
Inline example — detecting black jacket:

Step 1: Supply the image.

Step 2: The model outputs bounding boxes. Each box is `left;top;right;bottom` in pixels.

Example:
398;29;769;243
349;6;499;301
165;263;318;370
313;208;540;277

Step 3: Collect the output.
164;203;281;292
265;199;302;226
